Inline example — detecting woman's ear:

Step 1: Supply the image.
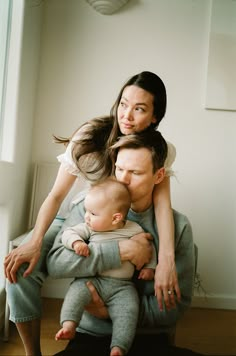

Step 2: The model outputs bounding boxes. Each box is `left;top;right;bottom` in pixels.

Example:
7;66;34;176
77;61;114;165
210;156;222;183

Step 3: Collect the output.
151;116;157;124
154;167;165;185
112;212;123;225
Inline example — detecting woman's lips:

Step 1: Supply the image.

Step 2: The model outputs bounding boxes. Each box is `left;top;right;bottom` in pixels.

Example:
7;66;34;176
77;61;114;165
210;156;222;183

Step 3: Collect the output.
122;123;134;129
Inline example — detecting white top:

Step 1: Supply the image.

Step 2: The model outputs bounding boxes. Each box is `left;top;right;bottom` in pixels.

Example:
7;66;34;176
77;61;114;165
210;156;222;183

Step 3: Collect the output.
57;125;176;218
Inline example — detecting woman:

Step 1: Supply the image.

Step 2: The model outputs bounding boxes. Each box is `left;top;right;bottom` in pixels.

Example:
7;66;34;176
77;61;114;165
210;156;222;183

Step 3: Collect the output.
4;71;180;356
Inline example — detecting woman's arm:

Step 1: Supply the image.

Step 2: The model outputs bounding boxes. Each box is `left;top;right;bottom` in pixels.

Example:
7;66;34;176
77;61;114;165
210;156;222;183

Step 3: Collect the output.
153;176;181;311
4;164;77;283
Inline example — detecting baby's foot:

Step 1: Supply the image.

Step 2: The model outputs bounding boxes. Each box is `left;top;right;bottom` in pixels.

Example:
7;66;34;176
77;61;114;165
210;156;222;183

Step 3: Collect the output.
110;346;124;356
55;327;76;341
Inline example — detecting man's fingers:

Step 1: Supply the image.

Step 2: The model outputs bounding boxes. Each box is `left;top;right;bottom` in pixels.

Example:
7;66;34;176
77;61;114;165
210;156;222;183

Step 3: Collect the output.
86;281;103;305
132;232;153;242
86;281;96;293
144;233;153;241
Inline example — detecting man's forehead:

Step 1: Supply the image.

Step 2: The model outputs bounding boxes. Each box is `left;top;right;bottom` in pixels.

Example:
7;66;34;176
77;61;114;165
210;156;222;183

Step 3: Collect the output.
116;147;152;167
117;146;150;157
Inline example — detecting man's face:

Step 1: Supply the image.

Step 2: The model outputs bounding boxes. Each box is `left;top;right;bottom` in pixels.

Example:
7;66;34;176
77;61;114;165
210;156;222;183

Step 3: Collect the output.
115;147;163;212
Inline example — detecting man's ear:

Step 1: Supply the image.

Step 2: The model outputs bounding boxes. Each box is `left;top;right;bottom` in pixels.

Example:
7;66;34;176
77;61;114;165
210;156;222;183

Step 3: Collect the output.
112;212;123;225
154;167;165;185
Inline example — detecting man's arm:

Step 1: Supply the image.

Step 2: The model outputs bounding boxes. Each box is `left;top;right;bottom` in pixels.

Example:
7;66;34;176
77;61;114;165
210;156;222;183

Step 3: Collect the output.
47;202;153;278
78;211;195;332
135;211;195;327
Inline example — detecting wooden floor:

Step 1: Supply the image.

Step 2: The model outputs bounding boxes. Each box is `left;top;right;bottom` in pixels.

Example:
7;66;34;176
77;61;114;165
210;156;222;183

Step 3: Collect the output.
0;298;236;355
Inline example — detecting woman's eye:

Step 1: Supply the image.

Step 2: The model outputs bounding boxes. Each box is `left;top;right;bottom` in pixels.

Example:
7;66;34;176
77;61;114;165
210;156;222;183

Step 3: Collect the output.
136;107;144;112
120;102;127;108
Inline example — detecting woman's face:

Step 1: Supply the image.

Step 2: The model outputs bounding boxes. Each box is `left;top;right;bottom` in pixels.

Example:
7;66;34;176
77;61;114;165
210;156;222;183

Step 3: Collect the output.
117;85;157;135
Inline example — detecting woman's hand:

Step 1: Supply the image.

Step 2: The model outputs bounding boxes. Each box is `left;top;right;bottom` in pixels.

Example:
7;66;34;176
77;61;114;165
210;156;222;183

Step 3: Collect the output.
119;232;153;270
154;258;181;311
85;281;109;319
4;240;42;283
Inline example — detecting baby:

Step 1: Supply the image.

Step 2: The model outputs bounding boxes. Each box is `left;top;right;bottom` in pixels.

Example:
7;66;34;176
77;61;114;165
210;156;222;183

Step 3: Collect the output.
55;178;156;356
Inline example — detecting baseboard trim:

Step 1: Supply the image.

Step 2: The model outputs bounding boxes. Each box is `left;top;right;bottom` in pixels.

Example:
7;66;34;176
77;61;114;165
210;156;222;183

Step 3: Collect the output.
192;294;236;310
41;277;73;299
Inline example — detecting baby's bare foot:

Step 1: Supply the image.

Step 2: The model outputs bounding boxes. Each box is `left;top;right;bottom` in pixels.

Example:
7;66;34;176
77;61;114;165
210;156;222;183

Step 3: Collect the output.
55;327;76;341
110;346;124;356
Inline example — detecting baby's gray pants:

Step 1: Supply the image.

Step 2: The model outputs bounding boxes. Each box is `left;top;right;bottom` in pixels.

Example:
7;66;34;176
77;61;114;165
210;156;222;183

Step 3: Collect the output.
60;276;139;354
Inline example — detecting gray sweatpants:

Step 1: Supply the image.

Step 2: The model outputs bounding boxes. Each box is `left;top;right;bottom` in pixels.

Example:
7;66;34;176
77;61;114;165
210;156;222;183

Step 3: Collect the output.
60;276;139;354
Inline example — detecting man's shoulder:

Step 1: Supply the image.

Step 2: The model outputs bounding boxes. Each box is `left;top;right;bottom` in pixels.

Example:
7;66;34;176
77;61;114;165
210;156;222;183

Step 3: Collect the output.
173;209;192;236
62;198;86;229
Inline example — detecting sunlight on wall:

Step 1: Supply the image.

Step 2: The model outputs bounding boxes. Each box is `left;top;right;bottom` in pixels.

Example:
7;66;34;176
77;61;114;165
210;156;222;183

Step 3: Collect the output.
0;205;10;331
0;207;9;288
0;0;24;162
0;0;25;332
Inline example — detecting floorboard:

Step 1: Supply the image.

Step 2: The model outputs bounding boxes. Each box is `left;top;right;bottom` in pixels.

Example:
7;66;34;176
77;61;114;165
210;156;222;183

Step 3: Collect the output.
0;298;235;355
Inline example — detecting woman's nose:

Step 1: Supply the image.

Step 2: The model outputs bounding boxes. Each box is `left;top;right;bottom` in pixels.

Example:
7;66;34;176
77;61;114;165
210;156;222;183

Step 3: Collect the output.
124;108;133;121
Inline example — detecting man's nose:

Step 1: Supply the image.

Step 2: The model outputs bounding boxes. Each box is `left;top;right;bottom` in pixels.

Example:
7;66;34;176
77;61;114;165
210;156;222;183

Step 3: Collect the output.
119;171;130;185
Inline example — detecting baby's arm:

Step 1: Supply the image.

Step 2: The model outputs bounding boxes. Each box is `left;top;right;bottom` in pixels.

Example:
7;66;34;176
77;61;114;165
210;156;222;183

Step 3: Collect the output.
62;223;90;256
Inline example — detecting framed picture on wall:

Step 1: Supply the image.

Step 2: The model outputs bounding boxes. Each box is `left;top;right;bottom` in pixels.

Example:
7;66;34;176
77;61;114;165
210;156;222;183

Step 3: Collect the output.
205;0;236;111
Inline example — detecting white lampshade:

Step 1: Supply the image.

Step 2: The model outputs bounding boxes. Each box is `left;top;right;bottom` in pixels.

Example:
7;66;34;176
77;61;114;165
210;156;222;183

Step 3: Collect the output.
85;0;130;15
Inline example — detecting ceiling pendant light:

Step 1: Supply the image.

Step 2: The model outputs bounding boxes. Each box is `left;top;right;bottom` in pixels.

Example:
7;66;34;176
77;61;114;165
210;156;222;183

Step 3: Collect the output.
85;0;130;15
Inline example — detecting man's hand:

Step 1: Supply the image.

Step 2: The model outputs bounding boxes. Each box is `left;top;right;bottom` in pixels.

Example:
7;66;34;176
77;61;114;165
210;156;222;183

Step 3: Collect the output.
4;240;41;283
138;267;155;281
119;232;153;270
154;258;181;311
85;281;109;319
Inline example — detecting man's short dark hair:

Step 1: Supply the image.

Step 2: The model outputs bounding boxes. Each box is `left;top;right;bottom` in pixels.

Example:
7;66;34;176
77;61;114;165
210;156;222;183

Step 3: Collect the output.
110;128;168;173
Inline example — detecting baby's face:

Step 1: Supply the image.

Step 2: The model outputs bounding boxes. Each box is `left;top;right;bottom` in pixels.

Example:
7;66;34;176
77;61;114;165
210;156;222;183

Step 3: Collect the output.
84;192;115;232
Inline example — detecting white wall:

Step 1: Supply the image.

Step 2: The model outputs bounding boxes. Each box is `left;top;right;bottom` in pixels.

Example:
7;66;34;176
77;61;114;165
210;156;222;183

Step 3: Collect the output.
31;0;236;308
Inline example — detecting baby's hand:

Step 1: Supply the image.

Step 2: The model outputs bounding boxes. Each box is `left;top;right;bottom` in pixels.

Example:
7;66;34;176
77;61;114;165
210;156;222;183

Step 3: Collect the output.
138;267;155;280
72;241;90;256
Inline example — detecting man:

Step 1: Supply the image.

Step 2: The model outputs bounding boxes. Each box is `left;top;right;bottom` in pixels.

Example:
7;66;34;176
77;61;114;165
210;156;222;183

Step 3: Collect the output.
47;129;195;355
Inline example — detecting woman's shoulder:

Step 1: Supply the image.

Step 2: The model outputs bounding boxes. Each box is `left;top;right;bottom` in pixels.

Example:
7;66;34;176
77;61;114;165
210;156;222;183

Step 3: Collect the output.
164;140;176;176
166;141;176;159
